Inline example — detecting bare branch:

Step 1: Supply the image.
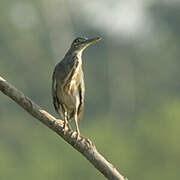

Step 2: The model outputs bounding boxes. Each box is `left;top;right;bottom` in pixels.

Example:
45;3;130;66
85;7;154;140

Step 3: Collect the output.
0;76;128;180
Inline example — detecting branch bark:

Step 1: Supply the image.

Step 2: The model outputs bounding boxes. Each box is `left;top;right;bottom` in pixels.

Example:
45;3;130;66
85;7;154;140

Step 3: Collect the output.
0;76;128;180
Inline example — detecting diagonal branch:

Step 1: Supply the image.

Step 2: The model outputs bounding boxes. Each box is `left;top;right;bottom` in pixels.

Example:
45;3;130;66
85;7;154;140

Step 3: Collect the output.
0;75;128;180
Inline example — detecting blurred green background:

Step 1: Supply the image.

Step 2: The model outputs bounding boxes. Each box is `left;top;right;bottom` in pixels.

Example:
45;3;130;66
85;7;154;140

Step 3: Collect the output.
0;0;180;179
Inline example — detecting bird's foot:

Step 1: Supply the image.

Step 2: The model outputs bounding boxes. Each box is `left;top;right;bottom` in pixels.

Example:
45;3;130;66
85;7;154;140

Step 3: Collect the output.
80;136;93;147
70;131;92;148
71;131;80;141
62;127;67;135
62;121;71;134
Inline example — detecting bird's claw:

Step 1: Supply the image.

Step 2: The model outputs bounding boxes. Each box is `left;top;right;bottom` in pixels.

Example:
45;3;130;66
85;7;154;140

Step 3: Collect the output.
81;136;93;147
62;121;71;134
62;127;67;135
70;131;92;148
72;131;80;141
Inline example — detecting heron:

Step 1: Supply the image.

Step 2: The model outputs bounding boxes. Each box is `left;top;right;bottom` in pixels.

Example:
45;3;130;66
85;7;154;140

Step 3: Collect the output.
52;37;101;139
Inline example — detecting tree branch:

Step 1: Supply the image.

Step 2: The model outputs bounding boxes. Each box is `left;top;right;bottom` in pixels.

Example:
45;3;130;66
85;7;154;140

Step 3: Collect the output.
0;75;128;180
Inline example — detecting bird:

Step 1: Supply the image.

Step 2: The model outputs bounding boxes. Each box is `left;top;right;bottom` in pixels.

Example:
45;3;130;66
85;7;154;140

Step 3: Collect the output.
52;37;101;139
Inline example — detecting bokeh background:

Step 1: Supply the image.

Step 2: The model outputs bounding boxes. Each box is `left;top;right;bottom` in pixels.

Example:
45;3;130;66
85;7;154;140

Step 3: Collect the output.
0;0;180;179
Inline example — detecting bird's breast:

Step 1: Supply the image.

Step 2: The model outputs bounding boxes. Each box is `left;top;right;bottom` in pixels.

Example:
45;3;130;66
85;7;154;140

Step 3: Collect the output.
64;71;80;95
61;77;81;109
64;57;82;95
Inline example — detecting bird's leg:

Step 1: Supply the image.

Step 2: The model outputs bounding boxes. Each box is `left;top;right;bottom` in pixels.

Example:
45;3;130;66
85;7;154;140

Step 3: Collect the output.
71;113;92;146
63;111;70;134
74;112;80;140
67;122;72;130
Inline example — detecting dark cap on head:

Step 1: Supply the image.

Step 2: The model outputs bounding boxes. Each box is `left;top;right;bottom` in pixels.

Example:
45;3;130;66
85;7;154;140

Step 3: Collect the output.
71;37;101;51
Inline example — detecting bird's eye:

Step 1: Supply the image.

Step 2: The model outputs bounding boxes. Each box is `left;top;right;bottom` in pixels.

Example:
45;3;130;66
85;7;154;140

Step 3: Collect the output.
75;39;82;43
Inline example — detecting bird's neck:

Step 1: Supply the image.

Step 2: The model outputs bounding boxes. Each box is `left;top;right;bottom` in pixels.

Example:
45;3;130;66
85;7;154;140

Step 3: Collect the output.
74;50;83;63
66;49;83;64
63;49;83;86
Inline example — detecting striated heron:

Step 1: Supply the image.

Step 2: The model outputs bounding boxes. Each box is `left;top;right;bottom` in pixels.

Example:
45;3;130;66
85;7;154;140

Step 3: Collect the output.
52;37;101;139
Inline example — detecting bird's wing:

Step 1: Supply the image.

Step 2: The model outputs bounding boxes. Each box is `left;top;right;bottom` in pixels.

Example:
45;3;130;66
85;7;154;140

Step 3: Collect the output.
52;68;61;114
77;77;85;121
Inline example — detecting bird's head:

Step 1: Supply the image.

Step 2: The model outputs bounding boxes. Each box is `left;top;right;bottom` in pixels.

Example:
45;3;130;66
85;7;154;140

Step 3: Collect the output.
70;37;101;53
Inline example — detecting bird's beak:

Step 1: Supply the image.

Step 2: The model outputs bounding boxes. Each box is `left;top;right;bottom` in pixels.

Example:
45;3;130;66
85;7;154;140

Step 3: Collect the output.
83;37;101;47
